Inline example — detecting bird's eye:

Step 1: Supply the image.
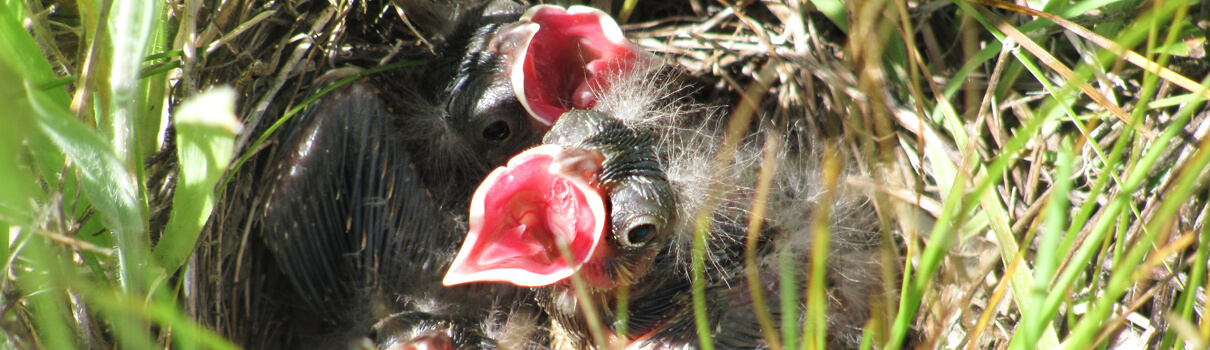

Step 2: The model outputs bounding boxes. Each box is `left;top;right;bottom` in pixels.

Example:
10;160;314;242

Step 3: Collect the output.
623;223;658;248
482;120;512;142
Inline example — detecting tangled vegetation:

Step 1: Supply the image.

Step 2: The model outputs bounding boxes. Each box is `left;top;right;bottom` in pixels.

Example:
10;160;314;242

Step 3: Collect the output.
1;0;1207;348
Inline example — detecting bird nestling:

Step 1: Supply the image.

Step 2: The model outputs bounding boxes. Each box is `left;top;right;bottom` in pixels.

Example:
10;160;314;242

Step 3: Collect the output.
380;3;653;209
439;5;676;293
442;6;888;349
442;109;675;290
251;1;665;348
256;71;549;349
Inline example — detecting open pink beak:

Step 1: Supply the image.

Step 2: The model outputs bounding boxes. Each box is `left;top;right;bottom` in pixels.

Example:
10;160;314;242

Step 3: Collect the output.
443;145;607;287
499;5;650;127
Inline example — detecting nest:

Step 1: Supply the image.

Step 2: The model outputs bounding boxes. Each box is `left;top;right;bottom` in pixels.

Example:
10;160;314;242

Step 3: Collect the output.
7;0;1208;348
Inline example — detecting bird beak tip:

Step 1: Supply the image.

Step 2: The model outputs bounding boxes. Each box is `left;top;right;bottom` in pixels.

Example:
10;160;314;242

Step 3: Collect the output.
441;247;479;286
439;274;468;287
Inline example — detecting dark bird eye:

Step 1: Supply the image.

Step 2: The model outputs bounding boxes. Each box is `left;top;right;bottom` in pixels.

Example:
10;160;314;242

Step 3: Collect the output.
625;224;657;247
482;120;512;142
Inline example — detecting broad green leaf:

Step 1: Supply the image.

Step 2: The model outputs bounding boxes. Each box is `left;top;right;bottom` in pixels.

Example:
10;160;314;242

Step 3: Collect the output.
31;82;149;292
0;3;73;346
154;87;242;273
0;0;76;198
0;64;40;227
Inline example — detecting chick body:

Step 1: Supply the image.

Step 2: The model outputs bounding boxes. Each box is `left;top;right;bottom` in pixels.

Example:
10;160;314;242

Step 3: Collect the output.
251;0;554;347
457;56;888;349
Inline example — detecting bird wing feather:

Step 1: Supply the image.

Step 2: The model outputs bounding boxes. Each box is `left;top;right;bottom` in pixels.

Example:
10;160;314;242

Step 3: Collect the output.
257;78;444;320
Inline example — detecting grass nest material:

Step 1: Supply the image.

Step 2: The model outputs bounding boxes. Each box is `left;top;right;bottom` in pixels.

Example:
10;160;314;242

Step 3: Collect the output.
2;0;1209;349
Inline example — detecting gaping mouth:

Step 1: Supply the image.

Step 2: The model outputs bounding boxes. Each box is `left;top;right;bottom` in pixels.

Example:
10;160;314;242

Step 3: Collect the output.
497;5;649;127
443;145;607;287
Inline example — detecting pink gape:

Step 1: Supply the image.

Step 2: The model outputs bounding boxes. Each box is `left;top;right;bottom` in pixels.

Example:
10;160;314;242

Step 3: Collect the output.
443;145;608;287
500;5;649;127
444;5;647;288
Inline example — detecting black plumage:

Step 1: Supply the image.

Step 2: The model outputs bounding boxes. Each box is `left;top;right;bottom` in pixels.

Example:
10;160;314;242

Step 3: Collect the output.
250;0;558;347
256;72;548;348
377;0;543;209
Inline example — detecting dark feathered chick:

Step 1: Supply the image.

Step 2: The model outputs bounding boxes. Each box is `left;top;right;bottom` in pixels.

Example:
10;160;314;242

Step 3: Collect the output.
441;22;888;350
439;4;673;293
442;109;676;291
380;3;652;209
256;72;550;348
373;0;537;208
251;0;565;346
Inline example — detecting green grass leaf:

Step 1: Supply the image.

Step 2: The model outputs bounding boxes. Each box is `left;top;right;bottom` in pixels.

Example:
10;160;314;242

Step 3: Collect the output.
33;90;150;292
154;87;241;273
808;0;848;33
0;22;43;225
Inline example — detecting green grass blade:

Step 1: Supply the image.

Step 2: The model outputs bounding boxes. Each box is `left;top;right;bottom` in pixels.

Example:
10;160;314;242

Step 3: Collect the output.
802;152;840;350
133;4;171;159
32;90;149;292
1165;204;1210;349
0;73;42;224
153;87;242;273
1018;138;1074;347
14;231;79;349
106;0;159;111
807;0;848;33
1060;81;1209;349
780;246;799;350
